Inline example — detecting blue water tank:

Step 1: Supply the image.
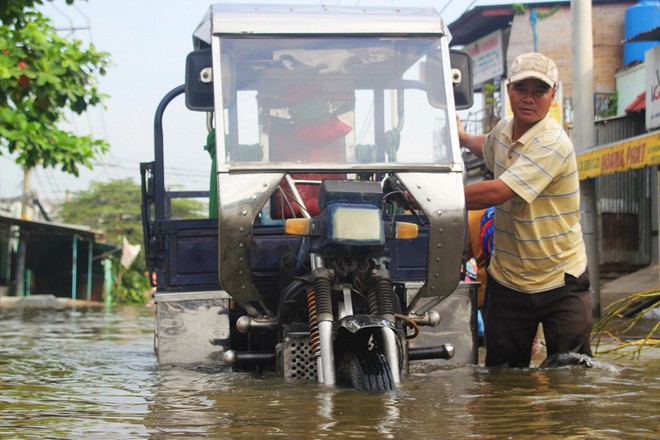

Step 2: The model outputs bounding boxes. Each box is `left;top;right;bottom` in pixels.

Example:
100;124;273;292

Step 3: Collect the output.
623;0;660;65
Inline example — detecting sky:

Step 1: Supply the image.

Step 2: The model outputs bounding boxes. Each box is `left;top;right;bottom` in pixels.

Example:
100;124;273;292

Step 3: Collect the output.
0;0;551;205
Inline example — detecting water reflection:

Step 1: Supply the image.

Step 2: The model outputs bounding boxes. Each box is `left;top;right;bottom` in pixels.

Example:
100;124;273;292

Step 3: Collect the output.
0;306;658;439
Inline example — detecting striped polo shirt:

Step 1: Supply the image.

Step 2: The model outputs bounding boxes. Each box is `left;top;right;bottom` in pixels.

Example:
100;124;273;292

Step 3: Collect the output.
482;114;587;293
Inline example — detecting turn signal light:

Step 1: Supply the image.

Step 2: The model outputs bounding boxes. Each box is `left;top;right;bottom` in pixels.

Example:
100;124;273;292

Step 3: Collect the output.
285;218;312;236
395;222;418;239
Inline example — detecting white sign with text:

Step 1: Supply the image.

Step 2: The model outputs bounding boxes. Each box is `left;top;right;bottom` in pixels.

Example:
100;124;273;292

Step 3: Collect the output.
464;29;505;86
646;45;660;130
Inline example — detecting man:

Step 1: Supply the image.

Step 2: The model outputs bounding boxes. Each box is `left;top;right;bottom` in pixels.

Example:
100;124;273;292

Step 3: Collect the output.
458;53;593;368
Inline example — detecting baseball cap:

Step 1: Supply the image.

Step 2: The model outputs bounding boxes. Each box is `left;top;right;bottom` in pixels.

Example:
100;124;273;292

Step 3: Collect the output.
509;53;558;88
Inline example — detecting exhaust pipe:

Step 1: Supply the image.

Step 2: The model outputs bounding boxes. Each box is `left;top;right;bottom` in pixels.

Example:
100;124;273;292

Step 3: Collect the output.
408;344;454;361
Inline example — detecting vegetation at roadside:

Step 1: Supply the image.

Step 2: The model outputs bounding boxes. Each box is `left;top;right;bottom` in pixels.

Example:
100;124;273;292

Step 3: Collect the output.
593;288;660;359
58;179;206;303
0;0;110;175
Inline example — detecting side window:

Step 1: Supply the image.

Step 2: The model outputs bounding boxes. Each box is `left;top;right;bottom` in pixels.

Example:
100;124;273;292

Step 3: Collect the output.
225;90;262;162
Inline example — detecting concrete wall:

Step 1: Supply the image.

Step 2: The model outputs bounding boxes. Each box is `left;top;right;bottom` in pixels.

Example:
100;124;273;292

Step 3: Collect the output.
506;3;633;99
616;63;646;116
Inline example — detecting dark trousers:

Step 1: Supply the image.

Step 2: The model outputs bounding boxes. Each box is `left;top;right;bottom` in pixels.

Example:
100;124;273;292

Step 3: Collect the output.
484;271;593;368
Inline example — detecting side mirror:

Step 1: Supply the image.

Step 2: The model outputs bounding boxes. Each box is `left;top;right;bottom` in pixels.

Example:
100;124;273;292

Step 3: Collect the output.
449;50;474;110
185;49;234;111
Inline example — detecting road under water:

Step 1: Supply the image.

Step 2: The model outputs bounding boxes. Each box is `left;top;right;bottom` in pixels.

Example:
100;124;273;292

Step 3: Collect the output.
0;305;658;439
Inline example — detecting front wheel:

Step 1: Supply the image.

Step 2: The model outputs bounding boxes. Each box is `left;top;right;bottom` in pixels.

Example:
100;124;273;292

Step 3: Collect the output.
338;349;395;392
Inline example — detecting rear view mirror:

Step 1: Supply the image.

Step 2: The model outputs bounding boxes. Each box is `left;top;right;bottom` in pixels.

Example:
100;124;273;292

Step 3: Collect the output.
185;49;234;111
449;50;474;110
426;49;474;110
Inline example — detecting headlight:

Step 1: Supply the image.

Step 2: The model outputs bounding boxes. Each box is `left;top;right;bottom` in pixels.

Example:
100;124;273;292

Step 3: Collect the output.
331;207;382;241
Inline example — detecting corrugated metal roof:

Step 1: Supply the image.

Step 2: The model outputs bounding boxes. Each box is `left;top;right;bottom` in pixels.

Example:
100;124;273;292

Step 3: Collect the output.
0;212;102;239
624;26;660;43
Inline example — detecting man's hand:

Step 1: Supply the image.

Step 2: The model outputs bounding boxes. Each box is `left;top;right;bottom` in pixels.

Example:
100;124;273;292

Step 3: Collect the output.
456;115;487;159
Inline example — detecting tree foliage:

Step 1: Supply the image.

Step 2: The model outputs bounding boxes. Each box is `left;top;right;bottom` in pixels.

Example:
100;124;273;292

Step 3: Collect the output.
58;179;206;302
0;0;111;175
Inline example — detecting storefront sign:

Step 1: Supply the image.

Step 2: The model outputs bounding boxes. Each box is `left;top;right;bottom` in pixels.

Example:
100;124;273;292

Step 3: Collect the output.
577;131;660;179
464;30;504;85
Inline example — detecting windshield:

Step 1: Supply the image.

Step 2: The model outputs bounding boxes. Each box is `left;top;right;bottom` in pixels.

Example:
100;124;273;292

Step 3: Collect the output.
218;36;458;167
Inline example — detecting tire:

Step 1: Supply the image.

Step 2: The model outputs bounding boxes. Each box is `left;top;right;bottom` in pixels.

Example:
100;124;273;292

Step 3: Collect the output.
338;348;395;392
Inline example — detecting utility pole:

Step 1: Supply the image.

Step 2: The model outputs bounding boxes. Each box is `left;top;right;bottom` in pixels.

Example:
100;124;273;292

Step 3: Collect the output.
15;167;31;296
571;0;600;317
20;167;31;219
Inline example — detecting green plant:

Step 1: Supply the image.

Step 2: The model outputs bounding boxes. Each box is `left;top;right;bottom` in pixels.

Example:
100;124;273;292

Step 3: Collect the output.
111;259;152;304
58;179;205;303
482;81;501;130
608;91;618;117
512;4;560;19
512;4;527;15
592;288;660;359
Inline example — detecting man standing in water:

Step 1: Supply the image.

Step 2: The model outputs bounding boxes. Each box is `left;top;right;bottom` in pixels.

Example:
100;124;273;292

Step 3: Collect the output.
457;53;593;368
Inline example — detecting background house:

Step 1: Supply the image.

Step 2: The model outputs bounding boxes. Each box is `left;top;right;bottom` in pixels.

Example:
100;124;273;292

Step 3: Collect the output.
0;212;117;301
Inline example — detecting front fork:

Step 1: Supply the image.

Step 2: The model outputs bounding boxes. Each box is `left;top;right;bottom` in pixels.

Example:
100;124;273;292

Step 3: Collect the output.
307;254;401;386
307;254;335;386
368;271;401;384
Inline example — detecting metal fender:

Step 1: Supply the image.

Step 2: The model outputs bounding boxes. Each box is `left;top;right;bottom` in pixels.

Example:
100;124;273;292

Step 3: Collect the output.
336;315;397;335
217;172;284;317
396;172;465;302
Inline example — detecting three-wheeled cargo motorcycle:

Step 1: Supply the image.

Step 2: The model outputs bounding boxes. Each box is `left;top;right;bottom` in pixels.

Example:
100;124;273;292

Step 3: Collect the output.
141;3;477;391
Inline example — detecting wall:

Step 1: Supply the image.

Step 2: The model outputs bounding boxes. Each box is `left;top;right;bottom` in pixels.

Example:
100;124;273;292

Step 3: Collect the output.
506;3;633;99
616;63;646;115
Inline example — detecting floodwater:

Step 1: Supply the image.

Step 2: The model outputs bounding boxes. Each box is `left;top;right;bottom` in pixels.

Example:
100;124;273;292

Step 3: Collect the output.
1;305;658;440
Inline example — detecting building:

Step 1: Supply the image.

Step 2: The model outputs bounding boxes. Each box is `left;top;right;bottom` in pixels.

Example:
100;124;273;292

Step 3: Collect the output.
0;212;117;301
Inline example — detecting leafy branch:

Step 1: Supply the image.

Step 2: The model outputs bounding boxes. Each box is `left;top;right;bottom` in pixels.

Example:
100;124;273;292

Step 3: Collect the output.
592;288;660;359
0;1;111;175
512;4;560;19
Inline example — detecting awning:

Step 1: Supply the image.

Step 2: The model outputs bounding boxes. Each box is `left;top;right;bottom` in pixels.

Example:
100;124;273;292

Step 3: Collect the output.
447;6;513;47
625;92;646;114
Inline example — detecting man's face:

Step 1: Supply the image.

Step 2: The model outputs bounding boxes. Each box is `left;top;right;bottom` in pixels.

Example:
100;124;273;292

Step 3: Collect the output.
507;78;556;126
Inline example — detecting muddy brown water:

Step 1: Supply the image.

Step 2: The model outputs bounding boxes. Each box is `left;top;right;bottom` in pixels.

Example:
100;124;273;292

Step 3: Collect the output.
1;305;658;439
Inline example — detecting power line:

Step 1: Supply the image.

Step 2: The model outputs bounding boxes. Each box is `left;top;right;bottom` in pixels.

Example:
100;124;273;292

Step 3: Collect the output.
72;2;94;41
45;1;124;183
440;0;457;15
68;0;117;178
32;169;51;201
42;169;65;204
47;0;74;28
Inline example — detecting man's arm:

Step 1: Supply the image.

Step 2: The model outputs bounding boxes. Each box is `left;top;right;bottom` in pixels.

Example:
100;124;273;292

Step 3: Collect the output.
464;179;516;210
456;117;513;209
457;116;487;158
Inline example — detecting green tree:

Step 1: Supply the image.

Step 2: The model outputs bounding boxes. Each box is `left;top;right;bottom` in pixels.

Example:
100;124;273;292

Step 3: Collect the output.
58;179;206;303
0;0;110;175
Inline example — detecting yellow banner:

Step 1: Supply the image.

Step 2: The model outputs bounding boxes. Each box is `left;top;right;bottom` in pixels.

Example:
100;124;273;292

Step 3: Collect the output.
577;131;660;179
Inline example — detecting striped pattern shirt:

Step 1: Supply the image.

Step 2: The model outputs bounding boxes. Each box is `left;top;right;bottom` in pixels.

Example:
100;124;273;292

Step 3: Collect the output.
482;114;587;293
